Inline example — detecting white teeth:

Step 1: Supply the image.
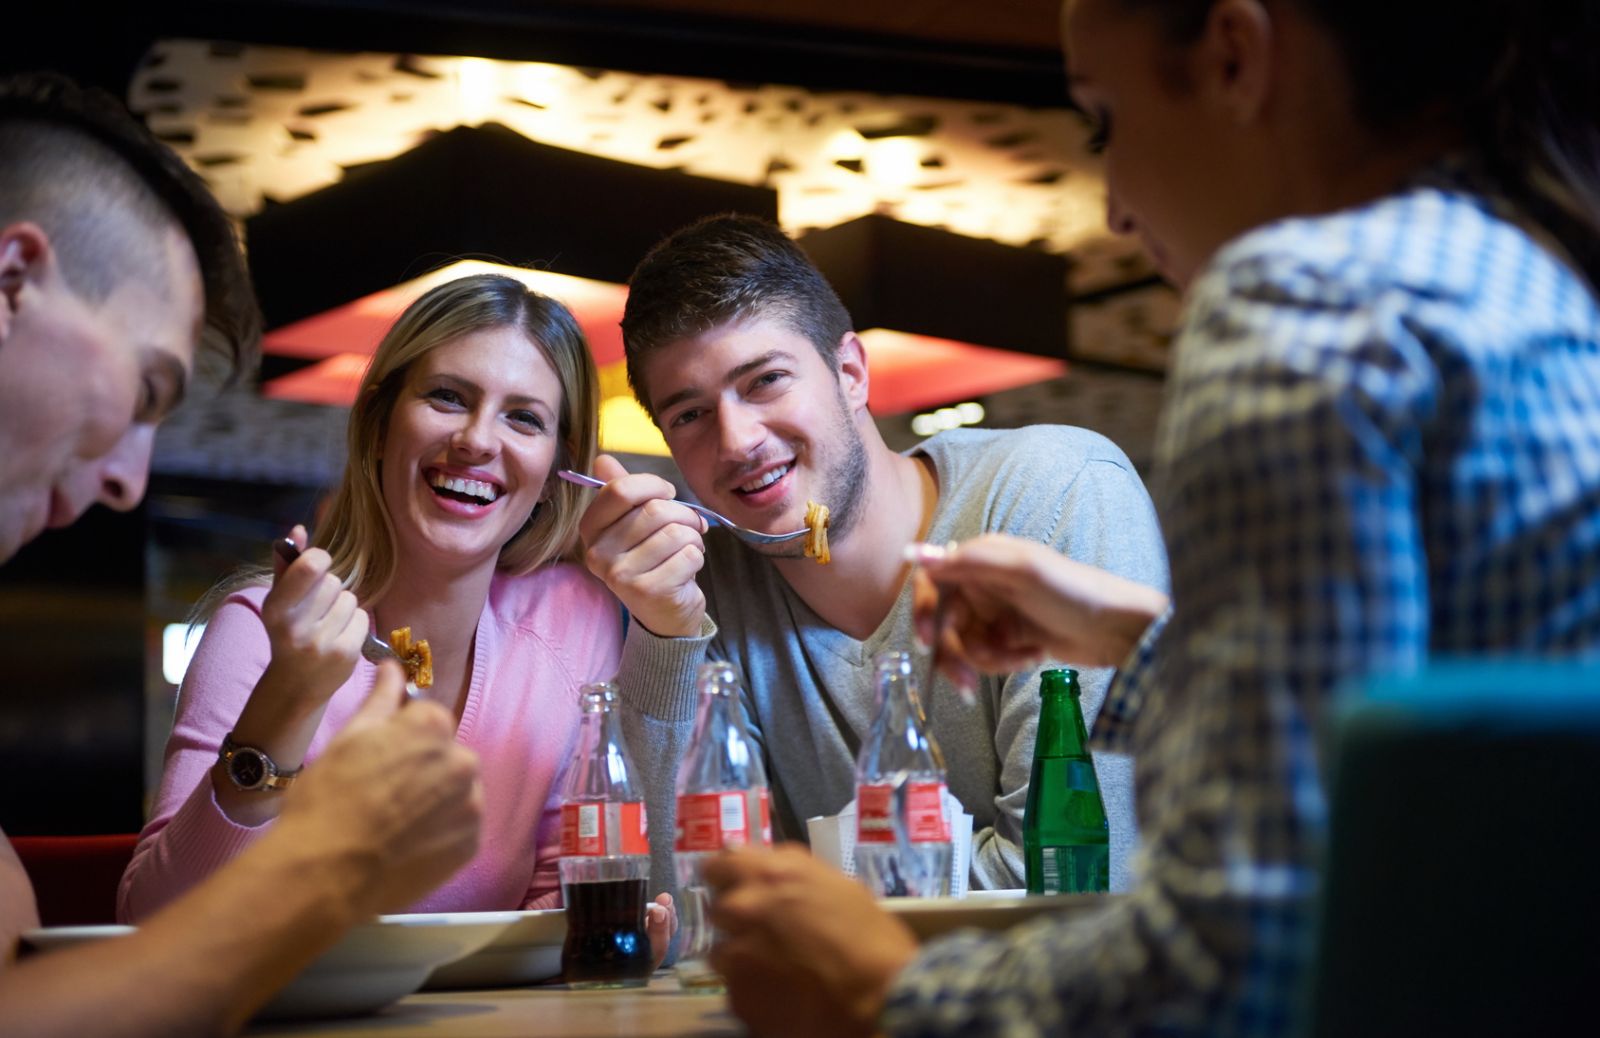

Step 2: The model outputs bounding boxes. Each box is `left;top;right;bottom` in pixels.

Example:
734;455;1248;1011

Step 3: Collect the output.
739;464;790;493
429;473;500;503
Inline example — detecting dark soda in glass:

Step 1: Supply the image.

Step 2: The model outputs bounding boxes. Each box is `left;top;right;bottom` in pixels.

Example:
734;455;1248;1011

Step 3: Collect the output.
561;877;653;988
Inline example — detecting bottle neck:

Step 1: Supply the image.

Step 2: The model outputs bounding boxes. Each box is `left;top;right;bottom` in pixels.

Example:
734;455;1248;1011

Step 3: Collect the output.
1035;689;1091;760
578;704;621;744
863;668;943;774
572;708;634;791
694;689;735;729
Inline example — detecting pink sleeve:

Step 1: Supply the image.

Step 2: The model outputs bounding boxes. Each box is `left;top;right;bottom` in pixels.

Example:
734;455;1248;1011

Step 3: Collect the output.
117;592;275;923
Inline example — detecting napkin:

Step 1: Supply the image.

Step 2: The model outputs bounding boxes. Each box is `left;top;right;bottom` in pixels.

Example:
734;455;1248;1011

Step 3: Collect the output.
806;790;973;897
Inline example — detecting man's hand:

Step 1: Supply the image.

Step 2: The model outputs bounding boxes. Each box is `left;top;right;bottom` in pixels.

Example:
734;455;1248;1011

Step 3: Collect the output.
271;661;482;915
705;846;919;1038
578;453;710;638
910;535;1169;682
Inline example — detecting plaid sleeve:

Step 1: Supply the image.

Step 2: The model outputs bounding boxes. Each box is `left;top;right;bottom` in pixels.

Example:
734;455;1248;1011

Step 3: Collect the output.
1088;605;1169;754
882;221;1446;1037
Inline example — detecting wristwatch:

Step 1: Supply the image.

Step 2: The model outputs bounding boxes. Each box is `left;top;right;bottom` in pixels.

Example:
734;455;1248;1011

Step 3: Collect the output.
219;732;303;792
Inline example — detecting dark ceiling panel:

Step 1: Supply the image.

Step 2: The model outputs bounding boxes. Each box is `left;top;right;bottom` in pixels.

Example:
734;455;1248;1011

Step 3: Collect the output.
3;1;1067;107
245;122;778;329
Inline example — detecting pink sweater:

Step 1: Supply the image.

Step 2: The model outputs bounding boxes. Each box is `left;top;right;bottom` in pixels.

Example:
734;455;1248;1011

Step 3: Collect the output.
118;563;622;922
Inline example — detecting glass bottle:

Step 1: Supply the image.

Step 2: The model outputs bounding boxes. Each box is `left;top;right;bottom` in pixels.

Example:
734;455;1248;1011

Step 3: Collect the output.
673;660;771;992
558;681;653;988
1023;667;1110;894
854;649;952;898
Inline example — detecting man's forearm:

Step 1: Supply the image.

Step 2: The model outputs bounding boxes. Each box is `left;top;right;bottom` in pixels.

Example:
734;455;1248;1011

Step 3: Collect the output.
0;818;372;1038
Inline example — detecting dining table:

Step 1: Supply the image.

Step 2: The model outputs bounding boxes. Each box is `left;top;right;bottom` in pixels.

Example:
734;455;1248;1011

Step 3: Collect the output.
245;975;743;1038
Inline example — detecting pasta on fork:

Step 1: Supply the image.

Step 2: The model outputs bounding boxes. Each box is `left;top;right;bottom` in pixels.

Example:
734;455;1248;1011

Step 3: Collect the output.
388;626;434;689
804;500;831;565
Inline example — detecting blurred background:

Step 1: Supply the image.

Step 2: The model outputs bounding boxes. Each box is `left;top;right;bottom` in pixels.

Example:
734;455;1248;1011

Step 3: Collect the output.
0;0;1177;835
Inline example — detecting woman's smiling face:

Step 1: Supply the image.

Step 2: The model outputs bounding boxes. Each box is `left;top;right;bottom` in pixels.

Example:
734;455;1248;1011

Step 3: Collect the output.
379;324;564;573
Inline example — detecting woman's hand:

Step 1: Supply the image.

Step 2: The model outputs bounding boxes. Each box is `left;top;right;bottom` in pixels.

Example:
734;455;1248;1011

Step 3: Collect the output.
646;892;677;971
212;527;368;826
909;534;1168;685
258;525;368;704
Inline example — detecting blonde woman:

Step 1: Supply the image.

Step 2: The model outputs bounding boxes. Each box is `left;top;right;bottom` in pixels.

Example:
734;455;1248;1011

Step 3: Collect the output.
121;274;671;955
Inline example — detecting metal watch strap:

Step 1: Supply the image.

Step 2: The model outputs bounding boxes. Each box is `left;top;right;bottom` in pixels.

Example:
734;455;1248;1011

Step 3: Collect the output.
220;731;304;792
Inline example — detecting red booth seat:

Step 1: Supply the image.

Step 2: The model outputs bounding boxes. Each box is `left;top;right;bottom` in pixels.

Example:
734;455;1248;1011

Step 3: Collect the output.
10;834;139;927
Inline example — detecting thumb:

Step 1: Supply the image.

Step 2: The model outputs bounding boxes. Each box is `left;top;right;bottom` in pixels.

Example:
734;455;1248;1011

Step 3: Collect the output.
346;659;407;733
593;453;631;482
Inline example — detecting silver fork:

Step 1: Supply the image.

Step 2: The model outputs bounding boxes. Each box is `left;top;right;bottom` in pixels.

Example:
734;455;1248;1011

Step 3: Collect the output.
272;538;422;700
557;470;810;544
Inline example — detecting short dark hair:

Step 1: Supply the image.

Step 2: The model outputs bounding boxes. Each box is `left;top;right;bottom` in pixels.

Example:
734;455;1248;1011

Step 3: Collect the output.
620;213;853;416
0;72;261;383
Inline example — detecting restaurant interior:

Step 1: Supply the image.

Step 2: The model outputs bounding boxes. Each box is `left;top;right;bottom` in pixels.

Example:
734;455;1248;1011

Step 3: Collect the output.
5;3;1599;1036
0;0;1178;839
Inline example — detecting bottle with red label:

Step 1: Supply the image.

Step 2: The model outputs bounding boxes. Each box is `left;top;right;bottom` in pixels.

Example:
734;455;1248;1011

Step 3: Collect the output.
854;649;953;898
674;660;772;992
558;680;653;989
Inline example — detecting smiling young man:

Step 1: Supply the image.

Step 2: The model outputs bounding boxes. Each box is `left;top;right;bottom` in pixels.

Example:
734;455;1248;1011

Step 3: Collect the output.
579;214;1169;906
0;73;482;1036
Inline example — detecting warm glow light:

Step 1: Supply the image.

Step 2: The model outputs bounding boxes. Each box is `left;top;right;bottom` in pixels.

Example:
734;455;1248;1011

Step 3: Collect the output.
163;622;205;686
823;127;866;161
259;270;1061;440
263;259;628;367
456;58;500;125
867;137;921;196
857;328;1067;415
910;400;989;439
599;394;670;457
511;62;568;109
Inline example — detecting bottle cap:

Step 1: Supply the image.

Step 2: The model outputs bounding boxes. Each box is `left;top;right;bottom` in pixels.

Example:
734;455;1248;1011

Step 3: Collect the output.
578;680;619;710
1040;667;1081;696
697;659;740;694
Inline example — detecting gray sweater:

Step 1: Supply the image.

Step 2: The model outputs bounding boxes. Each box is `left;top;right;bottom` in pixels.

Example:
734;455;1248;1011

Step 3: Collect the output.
618;426;1169;900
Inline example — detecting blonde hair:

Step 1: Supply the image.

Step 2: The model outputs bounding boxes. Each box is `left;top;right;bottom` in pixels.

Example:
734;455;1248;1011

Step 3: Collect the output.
196;272;598;618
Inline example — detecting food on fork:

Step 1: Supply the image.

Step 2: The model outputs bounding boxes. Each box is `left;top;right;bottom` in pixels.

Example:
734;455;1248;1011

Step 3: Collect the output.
388;626;434;689
804;500;831;565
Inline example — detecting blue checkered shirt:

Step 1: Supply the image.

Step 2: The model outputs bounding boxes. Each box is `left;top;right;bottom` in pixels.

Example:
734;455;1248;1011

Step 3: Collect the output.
883;170;1600;1036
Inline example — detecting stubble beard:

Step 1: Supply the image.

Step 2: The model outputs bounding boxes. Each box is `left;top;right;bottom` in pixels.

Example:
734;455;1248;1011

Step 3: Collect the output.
759;387;869;562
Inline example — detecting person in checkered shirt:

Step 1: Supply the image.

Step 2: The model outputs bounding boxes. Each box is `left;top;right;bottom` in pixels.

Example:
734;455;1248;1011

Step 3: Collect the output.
699;0;1600;1035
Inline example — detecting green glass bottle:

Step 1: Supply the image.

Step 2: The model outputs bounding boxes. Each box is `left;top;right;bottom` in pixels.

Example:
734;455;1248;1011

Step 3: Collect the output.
1023;668;1110;894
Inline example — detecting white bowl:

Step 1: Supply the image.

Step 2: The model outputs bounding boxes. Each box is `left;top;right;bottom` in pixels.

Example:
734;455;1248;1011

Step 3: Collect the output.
21;910;518;1020
421;908;566;990
880;891;1109;942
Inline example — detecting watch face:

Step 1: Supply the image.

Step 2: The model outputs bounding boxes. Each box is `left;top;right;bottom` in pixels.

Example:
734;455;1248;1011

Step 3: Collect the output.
230;749;267;789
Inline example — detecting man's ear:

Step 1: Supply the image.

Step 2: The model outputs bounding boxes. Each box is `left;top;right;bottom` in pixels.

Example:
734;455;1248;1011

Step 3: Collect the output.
1197;0;1275;125
0;222;51;346
835;331;871;413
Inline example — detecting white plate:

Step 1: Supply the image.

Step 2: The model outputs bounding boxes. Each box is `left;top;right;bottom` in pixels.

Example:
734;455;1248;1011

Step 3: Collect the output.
21;910;519;1020
880;891;1109;942
421;908;566;990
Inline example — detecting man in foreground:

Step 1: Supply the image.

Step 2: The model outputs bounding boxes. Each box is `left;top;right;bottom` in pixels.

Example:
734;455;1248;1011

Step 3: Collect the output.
0;72;482;1036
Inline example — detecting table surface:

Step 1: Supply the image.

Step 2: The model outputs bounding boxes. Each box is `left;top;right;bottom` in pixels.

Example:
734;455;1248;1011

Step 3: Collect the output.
245;976;743;1038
